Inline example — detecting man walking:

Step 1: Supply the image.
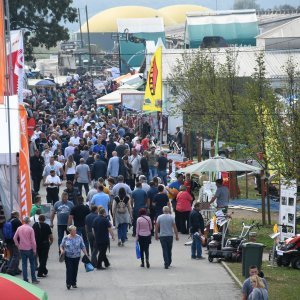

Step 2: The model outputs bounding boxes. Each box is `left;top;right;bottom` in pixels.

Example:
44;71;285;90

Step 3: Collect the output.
13;217;39;284
44;169;61;205
68;196;90;254
92;208;115;269
90;185;110;216
131;182;147;237
33;214;53;277
155;206;179;269
50;192;74;253
4;211;22;276
189;202;205;259
85;206;99;266
75;158;91;196
91;154;107;181
107;151;119;181
30;150;44;194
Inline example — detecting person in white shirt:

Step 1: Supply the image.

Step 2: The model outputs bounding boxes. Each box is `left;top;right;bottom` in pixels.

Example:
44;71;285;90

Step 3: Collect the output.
64;142;75;159
129;148;141;182
44;170;61;204
41;147;53;166
42;157;64;182
139;175;150;193
70;132;80;146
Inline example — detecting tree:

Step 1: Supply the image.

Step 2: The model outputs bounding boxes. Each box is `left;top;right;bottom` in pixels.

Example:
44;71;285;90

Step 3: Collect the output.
8;0;77;59
233;0;260;10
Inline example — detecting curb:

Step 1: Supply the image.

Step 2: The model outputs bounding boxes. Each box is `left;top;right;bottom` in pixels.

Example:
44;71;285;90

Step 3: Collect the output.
221;261;243;288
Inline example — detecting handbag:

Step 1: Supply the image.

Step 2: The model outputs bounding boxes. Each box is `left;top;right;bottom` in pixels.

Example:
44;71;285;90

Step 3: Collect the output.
135;241;141;259
59;252;65;263
81;254;91;264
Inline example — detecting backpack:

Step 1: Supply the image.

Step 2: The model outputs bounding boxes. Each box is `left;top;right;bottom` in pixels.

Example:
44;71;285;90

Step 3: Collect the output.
117;198;127;214
3;221;14;239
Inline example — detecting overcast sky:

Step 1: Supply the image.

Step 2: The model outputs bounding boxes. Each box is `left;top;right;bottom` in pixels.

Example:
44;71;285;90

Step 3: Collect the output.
70;0;300;30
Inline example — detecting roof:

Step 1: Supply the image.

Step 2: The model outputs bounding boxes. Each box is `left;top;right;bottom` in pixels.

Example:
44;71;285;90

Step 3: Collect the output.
158;5;209;25
256;17;300;39
153;47;300;81
81;6;166;33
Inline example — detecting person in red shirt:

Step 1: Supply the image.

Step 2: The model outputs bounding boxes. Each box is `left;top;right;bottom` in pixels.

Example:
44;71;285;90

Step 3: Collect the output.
176;185;193;234
141;135;150;152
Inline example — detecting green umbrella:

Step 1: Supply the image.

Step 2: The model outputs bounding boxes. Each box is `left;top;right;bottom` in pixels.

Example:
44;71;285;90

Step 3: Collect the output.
0;274;48;300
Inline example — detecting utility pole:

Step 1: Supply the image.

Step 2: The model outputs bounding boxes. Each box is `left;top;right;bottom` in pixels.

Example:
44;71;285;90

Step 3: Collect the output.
78;8;84;48
85;5;92;72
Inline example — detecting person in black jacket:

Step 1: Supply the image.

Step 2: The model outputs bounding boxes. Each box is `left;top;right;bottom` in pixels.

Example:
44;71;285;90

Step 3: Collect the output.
189;202;204;259
30;150;45;193
140;151;149;181
91;154;107;181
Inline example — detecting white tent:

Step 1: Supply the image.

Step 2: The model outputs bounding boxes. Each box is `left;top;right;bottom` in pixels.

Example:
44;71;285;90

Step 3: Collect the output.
0;96;20;218
97;88;144;105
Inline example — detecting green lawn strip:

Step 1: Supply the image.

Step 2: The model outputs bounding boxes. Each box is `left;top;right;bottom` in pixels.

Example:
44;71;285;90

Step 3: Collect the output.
226;261;300;300
228;218;274;250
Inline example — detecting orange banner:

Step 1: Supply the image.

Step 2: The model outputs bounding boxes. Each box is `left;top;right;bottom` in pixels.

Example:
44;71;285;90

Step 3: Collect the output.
19;104;32;218
0;0;6;104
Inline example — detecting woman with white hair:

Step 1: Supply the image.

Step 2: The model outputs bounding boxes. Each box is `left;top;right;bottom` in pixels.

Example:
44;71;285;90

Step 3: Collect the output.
60;225;88;290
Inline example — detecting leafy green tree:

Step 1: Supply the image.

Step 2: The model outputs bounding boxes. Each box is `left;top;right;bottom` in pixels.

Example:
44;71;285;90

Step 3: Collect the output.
9;0;77;59
233;0;260;10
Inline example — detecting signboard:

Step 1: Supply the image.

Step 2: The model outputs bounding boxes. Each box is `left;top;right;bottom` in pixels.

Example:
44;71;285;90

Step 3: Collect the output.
279;180;297;240
122;93;144;111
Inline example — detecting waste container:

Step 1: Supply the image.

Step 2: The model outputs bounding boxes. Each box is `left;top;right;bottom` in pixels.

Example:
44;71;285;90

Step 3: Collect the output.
242;242;265;277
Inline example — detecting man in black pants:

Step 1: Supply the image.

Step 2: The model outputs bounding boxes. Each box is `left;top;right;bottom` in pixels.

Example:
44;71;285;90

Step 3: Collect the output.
85;206;99;266
33;215;53;277
92;208;115;269
68;196;90;255
30;150;44;194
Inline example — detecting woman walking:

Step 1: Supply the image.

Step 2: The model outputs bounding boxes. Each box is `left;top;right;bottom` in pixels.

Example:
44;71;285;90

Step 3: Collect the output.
60;225;88;290
113;187;132;246
65;155;76;182
136;208;152;268
176;185;193;234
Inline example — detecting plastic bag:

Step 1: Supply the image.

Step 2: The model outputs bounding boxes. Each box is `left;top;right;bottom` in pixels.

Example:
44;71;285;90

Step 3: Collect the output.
85;262;94;272
135;241;141;259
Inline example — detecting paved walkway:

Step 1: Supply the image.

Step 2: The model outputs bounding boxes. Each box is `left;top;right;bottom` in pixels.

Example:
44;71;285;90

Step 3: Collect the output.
32;186;241;300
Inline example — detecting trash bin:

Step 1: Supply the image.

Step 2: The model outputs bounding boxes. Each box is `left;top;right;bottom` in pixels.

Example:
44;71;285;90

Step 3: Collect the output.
242;242;265;277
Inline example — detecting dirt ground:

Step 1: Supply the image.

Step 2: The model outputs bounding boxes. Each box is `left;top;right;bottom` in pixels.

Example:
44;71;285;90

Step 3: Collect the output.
227;208;278;222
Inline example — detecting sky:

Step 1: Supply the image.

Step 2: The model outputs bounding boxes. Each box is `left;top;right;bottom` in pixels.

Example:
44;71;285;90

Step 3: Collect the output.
70;0;300;30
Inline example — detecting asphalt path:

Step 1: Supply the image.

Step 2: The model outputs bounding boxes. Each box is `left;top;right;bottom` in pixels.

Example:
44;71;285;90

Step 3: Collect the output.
28;185;242;300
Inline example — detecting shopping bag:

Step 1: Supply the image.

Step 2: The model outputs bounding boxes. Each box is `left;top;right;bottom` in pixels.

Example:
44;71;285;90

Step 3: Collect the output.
135;241;141;259
85;262;94;272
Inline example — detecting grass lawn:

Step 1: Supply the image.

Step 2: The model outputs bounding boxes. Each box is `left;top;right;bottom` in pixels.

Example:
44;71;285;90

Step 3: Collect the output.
226;261;300;300
228;218;275;251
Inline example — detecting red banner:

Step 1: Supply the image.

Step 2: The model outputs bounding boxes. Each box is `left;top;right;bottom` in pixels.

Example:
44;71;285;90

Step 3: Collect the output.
9;30;24;101
0;1;6;104
19;104;32;218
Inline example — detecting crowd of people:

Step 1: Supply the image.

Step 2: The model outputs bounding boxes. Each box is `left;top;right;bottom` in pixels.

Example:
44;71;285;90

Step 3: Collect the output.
2;74;268;299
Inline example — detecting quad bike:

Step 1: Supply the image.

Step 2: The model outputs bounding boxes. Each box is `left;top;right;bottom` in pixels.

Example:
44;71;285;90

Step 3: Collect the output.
276;234;300;269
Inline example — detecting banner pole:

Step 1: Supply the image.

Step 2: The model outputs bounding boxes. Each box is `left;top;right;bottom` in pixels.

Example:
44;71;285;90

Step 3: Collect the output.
4;0;14;213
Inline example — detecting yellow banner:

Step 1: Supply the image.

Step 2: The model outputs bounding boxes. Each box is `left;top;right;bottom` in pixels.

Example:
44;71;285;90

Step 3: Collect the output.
143;47;162;112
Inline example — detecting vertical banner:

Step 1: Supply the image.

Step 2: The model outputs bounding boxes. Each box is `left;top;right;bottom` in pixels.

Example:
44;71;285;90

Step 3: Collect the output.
9;30;24;101
279;180;297;240
0;0;6;104
19;104;32;218
143;47;162;112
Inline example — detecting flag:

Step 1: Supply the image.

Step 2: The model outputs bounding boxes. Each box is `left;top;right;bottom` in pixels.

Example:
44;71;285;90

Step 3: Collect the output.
215;121;219;156
19;104;32;219
8;30;24;102
143;47;162;112
0;0;6;104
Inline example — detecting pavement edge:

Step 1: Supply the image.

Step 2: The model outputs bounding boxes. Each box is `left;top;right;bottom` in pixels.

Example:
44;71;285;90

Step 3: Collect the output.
221;261;243;288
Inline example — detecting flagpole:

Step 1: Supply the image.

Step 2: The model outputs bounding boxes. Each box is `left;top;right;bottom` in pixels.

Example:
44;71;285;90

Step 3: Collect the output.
4;0;14;213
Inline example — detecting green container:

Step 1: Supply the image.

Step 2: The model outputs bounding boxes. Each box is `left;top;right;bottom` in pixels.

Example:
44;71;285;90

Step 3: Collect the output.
242;242;265;277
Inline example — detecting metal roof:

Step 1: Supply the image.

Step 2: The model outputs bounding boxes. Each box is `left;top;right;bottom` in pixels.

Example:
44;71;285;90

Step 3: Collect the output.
156;47;300;81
